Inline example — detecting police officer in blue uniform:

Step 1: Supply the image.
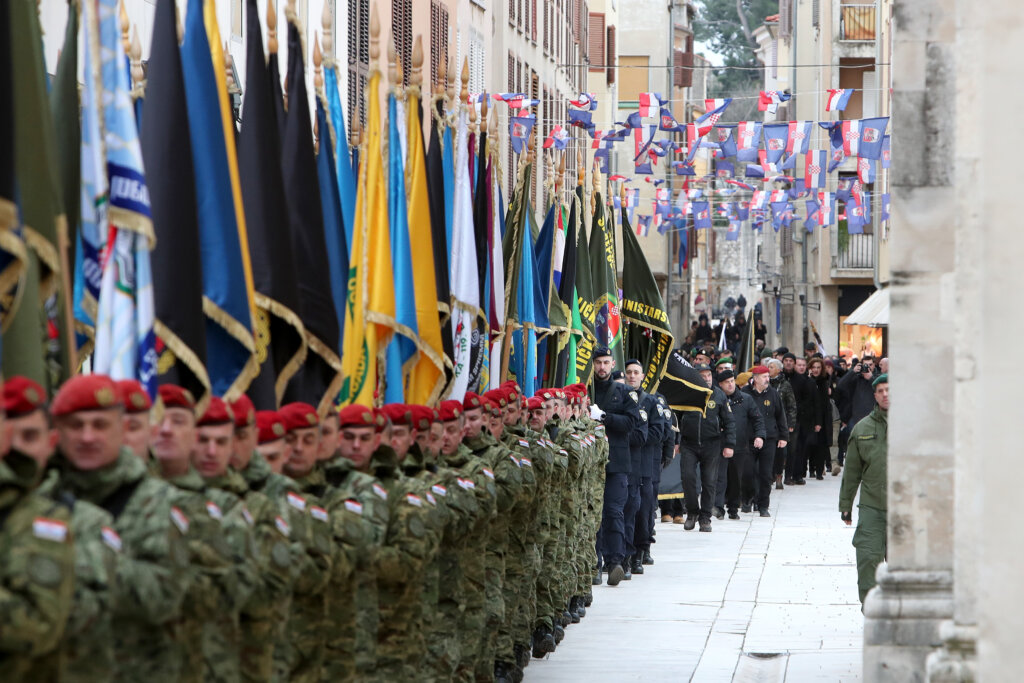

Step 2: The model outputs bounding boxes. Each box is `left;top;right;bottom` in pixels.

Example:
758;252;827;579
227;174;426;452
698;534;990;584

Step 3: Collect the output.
623;359;660;577
591;347;641;586
678;363;736;532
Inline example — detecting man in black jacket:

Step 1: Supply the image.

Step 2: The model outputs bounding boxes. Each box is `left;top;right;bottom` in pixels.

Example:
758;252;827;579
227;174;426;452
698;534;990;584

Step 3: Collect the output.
718;370;764;520
744;366;789;515
624;360;664;574
621;360;651;577
835;357;878;469
646;394;674;563
784;355;821;485
591;348;640;586
678;364;736;532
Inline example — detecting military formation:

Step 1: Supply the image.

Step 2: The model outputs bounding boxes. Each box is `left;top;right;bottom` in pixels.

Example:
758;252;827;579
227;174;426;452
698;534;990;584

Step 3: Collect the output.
0;373;627;683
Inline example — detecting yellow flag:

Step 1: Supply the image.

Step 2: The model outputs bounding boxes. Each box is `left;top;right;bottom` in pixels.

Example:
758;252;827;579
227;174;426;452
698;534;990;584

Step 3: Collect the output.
342;70;394;406
404;89;445;404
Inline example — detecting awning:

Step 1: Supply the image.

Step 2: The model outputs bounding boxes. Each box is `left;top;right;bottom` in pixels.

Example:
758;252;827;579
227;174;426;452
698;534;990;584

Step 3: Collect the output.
843;287;889;327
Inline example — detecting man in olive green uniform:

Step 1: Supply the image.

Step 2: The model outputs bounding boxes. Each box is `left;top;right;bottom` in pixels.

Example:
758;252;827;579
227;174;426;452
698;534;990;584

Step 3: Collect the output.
50;374;191;683
839;373;889;606
199;395;296;683
277;402;339;683
5;376;119;683
0;399;75;682
153;387;259;683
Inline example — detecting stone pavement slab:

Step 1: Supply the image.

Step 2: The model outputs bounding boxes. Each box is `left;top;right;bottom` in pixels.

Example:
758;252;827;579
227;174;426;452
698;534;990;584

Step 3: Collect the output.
525;474;862;682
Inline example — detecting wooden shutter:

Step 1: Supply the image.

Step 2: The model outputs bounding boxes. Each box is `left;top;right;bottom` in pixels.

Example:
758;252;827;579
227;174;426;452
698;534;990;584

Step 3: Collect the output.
674;48;693;88
392;0;412;86
587;13;604;71
531;0;537;41
348;0;370;130
605;24;616;84
543;0;549;52
779;0;792;39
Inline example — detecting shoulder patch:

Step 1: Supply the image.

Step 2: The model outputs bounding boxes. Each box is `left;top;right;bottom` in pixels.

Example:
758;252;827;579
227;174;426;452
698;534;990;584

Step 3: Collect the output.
372;483;389;500
406;493;424;507
101;526;122;552
344;499;364;515
521;458;533;467
510;454;522;467
32;518;69;543
457;477;476;490
431;484;448;497
286;492;307;511
170;507;190;534
639;409;648;422
274;515;291;537
482;468;495;479
629;390;639;403
205;501;223;521
707;400;717;410
240;506;254;526
310;506;329;522
425;492;437;506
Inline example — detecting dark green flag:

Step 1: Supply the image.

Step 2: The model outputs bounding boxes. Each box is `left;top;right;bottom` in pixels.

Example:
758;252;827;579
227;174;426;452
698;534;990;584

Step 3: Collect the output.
573;199;597;385
588;191;623;369
4;0;66;387
620;207;674;393
0;0;25;337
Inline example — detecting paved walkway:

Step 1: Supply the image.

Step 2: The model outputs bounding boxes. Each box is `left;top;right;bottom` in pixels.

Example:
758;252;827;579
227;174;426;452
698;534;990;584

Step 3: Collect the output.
525;474;863;682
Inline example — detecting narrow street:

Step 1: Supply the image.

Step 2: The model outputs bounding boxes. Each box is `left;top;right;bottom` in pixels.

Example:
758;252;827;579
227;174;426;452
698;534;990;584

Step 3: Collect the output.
526;475;863;682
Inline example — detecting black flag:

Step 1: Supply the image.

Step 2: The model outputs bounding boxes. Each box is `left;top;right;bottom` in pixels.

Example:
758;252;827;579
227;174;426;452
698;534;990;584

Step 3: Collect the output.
238;0;306;409
140;0;209;402
426;101;455;391
280;18;342;413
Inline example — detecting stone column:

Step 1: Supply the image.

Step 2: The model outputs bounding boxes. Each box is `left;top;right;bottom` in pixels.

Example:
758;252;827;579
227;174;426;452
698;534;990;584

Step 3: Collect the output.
862;0;955;678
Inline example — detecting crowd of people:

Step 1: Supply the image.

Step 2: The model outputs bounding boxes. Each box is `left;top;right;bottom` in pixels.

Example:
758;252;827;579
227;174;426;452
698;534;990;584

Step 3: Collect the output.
0;339;890;682
0;374;616;683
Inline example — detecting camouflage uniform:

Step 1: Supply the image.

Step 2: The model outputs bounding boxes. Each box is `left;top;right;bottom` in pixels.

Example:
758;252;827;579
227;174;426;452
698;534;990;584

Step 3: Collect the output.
534;429;568;635
441;443;498;681
317;457;380;683
499;426;539;665
464;431;524;678
54;450;190;683
38;469;119;683
164;466;258;683
282;466;336;683
204;467;296;682
367;445;435;681
0;452;75;682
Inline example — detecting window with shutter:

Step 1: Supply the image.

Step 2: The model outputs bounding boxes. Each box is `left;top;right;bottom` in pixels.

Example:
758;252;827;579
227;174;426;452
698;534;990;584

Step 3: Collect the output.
524;0;530;35
779;0;792;40
509;0;515;23
391;0;412;86
430;1;449;90
606;25;616;84
543;0;549;53
812;0;820;27
508;51;514;90
861;70;877;117
531;0;537;42
675;49;693;87
587;13;604;71
347;0;370;131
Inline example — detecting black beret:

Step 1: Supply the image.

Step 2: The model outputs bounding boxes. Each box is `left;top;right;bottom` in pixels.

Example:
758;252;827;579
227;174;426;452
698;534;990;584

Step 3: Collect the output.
693;363;712;372
782;352;797;361
624;358;643;369
776;346;790;355
717;369;736;381
593;346;612;360
610;370;624;380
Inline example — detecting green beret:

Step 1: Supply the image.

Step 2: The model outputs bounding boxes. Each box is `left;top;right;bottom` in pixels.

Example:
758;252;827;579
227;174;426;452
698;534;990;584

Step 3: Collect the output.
872;373;888;388
714;358;732;367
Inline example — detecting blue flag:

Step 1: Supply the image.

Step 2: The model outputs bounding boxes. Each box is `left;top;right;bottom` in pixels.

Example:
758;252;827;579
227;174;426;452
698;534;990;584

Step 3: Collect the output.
858;117;889;160
181;0;257;397
315;97;349;357
324;66;356;252
692;201;712;229
762;123;789;166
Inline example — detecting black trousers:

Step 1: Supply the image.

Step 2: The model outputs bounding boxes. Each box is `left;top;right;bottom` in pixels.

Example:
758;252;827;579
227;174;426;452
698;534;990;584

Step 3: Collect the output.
622;472;642;557
680;440;721;521
633;476;655;551
750;440;777;510
598;472;628;567
659;498;683;517
724;449;749;512
774;429;794;476
837;423;851;466
787;427;814;481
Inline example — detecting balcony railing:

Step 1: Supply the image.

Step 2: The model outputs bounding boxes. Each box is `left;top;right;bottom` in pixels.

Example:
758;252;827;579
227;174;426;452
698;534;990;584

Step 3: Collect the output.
832;231;874;271
839;4;876;41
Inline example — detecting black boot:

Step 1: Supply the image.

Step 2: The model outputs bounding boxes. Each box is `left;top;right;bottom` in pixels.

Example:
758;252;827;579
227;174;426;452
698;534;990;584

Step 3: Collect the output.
560;609;572;627
532;627;555;658
568;600;581;624
573;596;587;619
642;549;654;565
495;661;514;683
630;554;644;575
515;643;531;670
584;590;593;607
553;622;565;644
623;557;632;580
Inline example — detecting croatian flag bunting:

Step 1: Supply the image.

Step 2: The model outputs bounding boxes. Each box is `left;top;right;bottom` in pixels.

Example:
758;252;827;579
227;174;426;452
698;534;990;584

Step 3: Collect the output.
857;117;889;160
787;121;813;155
857;156;875;184
841;119;861;156
692;201;712;229
509;116;535;154
805;150;827;188
758;90;791;114
696;98;732;136
543;125;569;150
825;89;853;111
638;92;663;117
881;135;891;169
762;123;789;165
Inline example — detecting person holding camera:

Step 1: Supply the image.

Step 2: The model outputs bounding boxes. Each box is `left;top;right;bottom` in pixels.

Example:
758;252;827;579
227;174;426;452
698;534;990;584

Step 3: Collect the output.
836;356;879;475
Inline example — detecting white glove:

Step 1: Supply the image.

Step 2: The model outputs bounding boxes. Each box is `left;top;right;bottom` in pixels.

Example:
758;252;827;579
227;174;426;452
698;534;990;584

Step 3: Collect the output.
589;404;606;421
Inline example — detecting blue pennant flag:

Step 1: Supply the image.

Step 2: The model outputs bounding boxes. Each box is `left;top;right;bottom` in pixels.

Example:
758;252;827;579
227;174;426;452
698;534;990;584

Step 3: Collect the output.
510;115;535;154
324;65;357;252
858;117;889;160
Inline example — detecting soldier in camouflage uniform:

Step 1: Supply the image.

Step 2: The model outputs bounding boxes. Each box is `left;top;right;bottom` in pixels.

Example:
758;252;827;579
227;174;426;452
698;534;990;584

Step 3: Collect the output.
277;402;338;683
199;396;296;683
4;376;119;683
152;387;259;683
386;404;445;680
50;375;191;683
460;392;524;683
0;399;75;682
243;410;332;682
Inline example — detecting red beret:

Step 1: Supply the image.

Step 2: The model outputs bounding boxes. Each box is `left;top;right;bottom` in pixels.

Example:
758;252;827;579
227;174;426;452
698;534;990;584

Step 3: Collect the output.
536;389;556;401
256;410;287;444
336;404;377;430
751;365;770;375
568;383;588;397
501;381;521;402
228;395;256;428
198;396;235;427
482;389;507;408
407;405;435;431
115;380;151;414
158;384;196;411
482;398;502;417
525;396;545;411
51;374;122;417
372;408;387;433
437;400;463;422
280;402;319;431
462;392;483;411
3;376;47;417
381;403;413;427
